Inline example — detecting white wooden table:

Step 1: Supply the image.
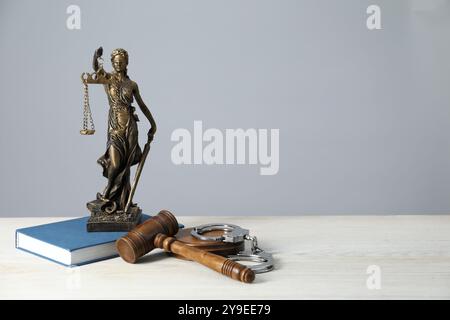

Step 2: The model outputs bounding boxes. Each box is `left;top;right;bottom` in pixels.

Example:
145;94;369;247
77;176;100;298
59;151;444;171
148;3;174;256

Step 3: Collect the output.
1;216;450;299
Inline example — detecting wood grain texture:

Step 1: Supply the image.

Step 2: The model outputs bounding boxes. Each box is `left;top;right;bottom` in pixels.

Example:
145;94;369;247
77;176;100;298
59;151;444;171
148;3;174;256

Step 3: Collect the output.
1;216;450;299
153;233;254;283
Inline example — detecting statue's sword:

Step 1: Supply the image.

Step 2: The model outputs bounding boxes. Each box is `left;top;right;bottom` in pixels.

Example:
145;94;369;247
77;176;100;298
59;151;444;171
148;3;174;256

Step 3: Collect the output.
124;137;152;214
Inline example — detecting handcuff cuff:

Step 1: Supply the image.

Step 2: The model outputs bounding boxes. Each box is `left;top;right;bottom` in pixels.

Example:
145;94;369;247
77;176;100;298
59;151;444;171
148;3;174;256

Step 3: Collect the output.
191;223;274;273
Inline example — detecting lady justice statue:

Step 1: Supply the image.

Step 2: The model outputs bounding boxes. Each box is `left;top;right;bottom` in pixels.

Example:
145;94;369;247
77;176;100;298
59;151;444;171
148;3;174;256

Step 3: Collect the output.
81;47;156;232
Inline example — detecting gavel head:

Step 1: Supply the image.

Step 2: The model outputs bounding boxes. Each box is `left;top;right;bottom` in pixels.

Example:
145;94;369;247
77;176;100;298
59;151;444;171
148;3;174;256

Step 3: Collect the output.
116;210;179;263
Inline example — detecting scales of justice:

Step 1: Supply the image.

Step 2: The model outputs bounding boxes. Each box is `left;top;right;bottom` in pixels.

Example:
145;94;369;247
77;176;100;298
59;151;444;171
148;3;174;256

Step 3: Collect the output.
80;47;156;232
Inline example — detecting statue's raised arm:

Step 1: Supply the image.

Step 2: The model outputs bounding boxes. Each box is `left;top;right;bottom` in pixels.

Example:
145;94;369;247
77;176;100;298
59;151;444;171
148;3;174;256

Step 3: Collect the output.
81;46;111;85
92;46;103;72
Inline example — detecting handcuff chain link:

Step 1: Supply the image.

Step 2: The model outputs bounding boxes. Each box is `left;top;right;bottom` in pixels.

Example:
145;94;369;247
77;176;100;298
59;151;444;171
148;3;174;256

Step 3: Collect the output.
244;234;263;254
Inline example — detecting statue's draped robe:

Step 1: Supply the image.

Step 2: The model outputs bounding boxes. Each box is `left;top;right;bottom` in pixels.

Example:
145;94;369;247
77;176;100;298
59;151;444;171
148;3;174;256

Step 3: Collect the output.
98;76;142;210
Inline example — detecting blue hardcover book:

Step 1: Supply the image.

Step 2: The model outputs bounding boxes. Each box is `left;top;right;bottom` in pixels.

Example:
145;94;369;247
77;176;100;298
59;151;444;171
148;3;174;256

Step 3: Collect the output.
15;215;184;267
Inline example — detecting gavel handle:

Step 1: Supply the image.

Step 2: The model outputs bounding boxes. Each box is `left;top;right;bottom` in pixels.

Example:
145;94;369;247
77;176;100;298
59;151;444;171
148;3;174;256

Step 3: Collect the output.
154;233;255;283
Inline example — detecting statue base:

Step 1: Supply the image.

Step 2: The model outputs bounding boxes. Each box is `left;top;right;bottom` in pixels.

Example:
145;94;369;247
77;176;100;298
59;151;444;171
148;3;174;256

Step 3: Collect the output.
86;199;142;232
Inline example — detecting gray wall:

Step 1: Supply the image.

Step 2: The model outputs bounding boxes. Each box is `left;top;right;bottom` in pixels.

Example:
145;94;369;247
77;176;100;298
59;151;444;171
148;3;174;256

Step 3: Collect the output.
1;0;450;217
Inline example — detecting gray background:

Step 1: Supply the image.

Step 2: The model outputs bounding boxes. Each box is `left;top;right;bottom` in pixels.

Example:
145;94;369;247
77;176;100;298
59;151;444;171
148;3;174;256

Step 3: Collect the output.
1;0;449;217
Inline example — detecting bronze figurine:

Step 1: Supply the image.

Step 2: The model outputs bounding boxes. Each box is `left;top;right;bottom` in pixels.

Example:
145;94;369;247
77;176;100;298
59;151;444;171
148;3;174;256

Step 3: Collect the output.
81;47;156;232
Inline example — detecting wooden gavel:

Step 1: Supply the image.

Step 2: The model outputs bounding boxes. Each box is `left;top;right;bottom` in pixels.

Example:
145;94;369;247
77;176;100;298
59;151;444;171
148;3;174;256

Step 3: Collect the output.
116;210;255;283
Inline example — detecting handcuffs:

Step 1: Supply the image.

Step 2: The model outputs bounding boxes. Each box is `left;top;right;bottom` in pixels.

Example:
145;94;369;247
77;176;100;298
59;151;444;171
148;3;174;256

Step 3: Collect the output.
191;223;274;273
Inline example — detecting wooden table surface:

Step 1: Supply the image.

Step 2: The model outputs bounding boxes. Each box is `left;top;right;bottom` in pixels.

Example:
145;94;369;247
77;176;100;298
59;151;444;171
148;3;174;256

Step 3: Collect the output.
1;216;450;299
